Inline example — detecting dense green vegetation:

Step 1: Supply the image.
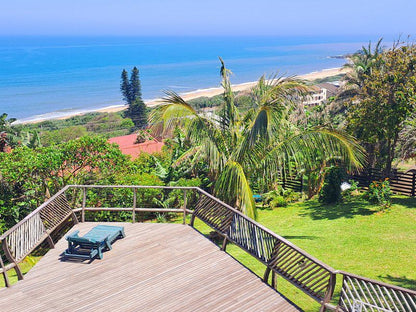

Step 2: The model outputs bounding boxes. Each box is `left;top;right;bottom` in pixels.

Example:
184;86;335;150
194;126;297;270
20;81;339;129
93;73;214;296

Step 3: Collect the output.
327;40;416;173
0;40;415;306
152;58;365;218
9;112;134;146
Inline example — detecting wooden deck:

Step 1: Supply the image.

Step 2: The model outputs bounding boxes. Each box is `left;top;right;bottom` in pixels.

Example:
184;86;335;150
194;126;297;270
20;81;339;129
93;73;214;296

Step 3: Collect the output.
0;222;300;311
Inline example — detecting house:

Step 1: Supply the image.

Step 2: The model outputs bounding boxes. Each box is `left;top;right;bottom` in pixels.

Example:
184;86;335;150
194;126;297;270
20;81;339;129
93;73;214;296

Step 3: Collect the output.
108;133;164;159
302;82;339;107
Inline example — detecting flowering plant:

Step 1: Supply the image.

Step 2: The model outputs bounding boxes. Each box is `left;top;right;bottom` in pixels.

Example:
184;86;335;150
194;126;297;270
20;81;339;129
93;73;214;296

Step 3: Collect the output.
365;178;392;210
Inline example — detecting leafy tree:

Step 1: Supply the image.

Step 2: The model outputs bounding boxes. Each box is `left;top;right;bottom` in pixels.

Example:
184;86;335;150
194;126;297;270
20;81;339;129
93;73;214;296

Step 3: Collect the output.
0;136;130;231
346;42;416;173
151;59;365;218
0;113;41;149
397;112;416;160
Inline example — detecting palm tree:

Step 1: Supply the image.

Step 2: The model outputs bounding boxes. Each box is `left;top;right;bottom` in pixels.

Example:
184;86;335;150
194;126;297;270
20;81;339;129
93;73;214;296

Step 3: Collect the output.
339;38;383;100
151;59;366;219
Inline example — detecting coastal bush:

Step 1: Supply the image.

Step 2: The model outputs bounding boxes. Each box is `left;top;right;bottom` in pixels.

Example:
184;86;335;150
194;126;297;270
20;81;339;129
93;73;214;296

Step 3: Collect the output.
188;94;224;110
40;125;88;146
20;112;133;144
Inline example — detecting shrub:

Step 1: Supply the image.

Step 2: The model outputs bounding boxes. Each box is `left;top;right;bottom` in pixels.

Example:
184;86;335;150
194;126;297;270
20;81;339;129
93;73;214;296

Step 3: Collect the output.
262;186;300;208
270;196;287;208
365;179;392;210
319;166;345;204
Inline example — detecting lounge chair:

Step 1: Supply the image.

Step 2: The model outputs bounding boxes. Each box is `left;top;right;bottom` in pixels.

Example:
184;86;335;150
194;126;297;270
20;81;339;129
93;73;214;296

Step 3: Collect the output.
64;225;125;260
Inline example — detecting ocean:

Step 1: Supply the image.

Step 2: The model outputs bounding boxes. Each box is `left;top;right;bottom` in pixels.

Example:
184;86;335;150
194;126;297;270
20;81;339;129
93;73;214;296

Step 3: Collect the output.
0;36;375;122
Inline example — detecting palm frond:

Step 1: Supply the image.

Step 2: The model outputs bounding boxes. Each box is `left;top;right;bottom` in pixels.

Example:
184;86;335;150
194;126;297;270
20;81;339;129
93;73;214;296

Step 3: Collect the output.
264;127;366;174
149;91;198;134
214;160;256;219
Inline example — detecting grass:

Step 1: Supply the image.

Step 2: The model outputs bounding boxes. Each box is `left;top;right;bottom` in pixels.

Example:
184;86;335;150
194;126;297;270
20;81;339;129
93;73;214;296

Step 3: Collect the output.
0;255;42;287
1;195;415;311
256;195;416;289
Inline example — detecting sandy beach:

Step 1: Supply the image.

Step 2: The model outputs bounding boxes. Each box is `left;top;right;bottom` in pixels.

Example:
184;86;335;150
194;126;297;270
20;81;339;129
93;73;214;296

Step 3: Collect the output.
18;67;348;124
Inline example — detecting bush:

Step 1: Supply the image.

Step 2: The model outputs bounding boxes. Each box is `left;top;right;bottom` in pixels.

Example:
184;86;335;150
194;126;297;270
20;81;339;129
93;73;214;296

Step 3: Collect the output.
262;186;300;208
365;179;392;210
319;166;345;204
270;196;287;208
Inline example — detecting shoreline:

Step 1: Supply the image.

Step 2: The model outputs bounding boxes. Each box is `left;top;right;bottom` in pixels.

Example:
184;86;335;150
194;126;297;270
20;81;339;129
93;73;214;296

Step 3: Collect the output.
14;67;348;125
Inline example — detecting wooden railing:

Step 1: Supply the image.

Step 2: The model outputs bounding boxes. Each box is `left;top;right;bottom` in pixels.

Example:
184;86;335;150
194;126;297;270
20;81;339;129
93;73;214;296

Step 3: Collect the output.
191;189;336;310
337;272;416;312
1;185;415;312
0;186;76;287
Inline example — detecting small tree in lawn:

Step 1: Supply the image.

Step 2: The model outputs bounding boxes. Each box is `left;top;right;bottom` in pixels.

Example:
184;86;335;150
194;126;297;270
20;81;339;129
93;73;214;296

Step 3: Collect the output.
120;67;148;129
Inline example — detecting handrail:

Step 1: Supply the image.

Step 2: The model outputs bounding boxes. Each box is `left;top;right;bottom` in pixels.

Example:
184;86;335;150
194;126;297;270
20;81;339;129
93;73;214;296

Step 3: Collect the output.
336;271;416;295
1;185;414;312
337;271;416;312
191;189;336;307
0;186;70;241
196;187;335;271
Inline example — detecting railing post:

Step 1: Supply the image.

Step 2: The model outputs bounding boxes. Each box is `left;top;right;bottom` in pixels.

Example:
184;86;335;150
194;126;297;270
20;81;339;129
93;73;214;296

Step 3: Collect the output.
65;187;78;224
221;236;228;251
2;239;23;281
46;233;55;249
271;271;277;288
81;187;86;223
0;245;11;287
319;273;337;312
182;189;187;225
132;187;137;223
263;267;271;284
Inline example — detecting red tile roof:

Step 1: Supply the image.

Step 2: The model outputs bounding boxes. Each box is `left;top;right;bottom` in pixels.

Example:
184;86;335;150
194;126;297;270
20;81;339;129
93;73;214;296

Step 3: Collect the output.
108;134;164;159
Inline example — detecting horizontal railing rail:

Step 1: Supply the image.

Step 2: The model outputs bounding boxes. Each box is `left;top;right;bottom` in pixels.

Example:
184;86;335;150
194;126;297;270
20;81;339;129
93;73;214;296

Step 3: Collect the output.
1;185;415;312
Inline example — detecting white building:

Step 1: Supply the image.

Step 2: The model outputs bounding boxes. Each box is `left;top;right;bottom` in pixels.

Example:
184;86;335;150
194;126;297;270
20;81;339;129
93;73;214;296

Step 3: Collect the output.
302;83;339;107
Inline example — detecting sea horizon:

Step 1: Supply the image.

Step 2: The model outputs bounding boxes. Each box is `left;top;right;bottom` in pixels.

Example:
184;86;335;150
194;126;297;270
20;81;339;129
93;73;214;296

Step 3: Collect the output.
0;35;382;123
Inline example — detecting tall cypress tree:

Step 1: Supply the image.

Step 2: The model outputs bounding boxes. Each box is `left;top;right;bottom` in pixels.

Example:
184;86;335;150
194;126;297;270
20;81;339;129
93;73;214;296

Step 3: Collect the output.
128;98;148;129
129;67;141;103
120;69;130;104
120;67;147;129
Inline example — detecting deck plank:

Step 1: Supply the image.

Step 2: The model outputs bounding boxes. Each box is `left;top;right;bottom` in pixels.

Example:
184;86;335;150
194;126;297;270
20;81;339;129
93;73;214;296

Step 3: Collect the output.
1;222;300;311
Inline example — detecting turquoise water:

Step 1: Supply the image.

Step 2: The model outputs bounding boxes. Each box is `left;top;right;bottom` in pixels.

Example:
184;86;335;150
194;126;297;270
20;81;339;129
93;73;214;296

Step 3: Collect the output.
0;36;372;121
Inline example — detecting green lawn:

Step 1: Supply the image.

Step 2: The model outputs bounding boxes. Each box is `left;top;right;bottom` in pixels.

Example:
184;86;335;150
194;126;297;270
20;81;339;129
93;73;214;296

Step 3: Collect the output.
2;195;415;312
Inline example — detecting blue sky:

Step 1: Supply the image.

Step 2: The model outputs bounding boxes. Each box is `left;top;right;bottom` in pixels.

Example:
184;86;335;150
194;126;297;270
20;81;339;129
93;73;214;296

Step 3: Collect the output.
1;0;415;36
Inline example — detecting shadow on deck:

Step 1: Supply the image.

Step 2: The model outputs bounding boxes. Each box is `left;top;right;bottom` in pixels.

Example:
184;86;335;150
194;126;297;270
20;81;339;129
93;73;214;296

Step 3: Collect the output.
0;222;300;312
